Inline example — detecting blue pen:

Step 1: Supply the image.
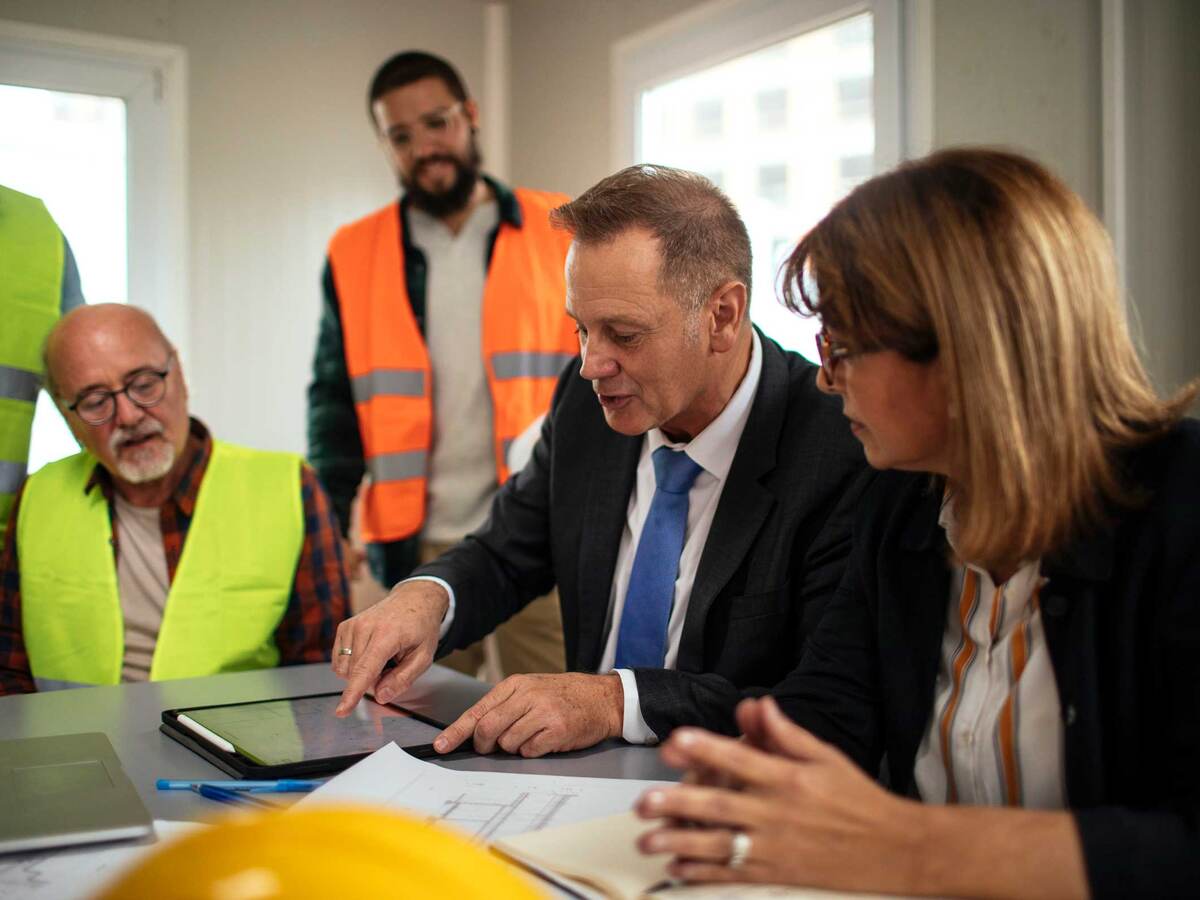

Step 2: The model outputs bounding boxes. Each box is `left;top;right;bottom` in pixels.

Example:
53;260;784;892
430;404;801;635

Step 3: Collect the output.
157;778;323;793
193;783;280;809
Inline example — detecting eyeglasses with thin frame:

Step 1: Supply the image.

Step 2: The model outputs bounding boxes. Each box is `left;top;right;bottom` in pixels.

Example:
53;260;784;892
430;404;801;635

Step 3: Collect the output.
814;330;856;384
384;101;465;152
815;330;939;383
67;353;175;426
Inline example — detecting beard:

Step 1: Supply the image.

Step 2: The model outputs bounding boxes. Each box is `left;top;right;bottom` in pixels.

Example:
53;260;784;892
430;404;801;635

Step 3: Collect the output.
109;418;177;484
401;134;482;218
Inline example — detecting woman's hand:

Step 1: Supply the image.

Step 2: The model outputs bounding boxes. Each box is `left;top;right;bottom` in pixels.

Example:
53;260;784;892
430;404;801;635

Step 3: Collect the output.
635;697;926;894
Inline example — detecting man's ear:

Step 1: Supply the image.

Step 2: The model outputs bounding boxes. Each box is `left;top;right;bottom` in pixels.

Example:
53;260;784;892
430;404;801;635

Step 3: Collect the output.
706;281;749;352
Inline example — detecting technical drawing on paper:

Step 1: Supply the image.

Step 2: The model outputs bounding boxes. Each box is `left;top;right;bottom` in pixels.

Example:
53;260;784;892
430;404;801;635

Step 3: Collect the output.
434;784;601;840
300;742;669;842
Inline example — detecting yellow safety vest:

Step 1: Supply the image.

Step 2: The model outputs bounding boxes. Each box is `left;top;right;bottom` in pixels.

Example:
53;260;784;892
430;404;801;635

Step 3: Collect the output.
17;440;304;684
0;185;63;526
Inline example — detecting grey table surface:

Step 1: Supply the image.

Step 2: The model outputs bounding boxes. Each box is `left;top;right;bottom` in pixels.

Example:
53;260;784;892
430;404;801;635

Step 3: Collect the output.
0;663;679;821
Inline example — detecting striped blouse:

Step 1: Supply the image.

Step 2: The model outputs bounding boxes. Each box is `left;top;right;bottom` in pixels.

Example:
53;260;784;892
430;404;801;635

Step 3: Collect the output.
912;499;1066;809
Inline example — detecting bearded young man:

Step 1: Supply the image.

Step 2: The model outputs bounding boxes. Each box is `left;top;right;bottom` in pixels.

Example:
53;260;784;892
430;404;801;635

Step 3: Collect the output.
0;304;348;694
307;51;575;680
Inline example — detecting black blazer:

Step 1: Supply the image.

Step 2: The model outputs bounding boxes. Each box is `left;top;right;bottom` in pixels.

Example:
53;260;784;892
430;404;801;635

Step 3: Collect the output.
773;419;1200;898
419;331;869;737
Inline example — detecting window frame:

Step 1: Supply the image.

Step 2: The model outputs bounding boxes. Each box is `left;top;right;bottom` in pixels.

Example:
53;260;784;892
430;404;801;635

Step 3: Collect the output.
612;0;907;174
0;18;189;356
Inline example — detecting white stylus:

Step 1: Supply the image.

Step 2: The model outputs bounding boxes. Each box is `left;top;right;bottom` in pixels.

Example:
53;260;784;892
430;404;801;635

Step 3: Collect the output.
177;714;237;754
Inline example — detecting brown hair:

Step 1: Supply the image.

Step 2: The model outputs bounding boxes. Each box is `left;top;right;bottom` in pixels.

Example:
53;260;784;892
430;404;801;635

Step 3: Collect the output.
551;164;751;310
783;147;1197;569
367;51;468;126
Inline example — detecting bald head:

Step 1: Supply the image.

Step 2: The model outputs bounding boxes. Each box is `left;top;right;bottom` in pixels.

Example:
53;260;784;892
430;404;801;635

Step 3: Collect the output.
44;303;190;493
44;304;172;397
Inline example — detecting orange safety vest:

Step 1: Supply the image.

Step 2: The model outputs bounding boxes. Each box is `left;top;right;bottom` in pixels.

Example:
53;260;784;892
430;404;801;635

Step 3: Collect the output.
327;188;578;544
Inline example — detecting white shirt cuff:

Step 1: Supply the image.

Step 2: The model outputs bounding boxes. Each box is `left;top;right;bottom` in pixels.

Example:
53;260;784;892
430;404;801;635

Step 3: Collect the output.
614;669;659;744
401;576;456;640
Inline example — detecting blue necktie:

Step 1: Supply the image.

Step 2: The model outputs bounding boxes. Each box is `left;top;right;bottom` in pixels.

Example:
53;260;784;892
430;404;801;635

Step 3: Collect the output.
614;446;704;669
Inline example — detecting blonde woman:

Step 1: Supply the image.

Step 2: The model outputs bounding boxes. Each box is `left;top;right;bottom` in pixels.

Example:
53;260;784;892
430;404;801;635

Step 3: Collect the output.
635;148;1199;898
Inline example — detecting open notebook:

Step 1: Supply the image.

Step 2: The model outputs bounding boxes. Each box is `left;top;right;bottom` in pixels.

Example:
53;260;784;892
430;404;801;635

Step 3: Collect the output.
493;810;901;900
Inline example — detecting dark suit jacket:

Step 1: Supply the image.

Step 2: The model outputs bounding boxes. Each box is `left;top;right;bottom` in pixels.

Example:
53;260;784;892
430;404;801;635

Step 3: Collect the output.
773;418;1200;899
418;331;869;737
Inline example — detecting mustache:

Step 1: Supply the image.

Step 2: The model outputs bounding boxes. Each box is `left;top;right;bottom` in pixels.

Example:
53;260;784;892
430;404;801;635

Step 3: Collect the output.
413;154;463;177
109;418;165;454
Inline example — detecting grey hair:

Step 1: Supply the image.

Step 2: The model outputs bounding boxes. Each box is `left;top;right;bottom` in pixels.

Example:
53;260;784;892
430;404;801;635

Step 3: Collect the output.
551;164;751;310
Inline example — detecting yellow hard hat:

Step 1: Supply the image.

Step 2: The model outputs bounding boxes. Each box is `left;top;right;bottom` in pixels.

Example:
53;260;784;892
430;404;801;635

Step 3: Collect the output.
94;804;546;899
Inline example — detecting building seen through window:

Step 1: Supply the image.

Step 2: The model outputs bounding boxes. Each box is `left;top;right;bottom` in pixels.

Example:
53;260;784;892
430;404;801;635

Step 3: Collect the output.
757;88;788;130
638;12;875;358
693;98;724;138
837;76;872;119
839;153;874;193
758;164;788;205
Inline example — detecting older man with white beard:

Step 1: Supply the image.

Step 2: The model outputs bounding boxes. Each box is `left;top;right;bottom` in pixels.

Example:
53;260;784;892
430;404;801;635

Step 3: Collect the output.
0;304;349;693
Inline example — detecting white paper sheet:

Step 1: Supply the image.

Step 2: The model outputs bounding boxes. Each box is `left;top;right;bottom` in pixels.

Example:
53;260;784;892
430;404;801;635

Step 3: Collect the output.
297;742;671;841
0;820;202;900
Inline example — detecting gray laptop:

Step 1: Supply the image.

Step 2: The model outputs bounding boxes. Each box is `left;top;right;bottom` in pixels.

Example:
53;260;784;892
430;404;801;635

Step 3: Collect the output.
0;732;153;854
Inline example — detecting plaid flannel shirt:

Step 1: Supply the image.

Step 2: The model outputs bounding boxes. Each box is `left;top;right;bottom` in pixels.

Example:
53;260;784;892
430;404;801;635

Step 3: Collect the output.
0;418;348;694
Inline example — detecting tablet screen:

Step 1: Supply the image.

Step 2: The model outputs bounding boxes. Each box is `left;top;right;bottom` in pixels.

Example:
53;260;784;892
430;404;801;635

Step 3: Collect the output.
184;695;444;766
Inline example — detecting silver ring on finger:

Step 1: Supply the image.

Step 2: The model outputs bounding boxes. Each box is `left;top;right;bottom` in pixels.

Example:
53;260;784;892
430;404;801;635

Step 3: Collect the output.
728;830;752;869
338;647;354;656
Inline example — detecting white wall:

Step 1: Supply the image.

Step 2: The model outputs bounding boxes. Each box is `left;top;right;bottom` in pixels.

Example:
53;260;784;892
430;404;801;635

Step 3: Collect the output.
507;0;701;196
931;0;1198;398
1122;0;1200;399
0;0;489;453
931;0;1102;211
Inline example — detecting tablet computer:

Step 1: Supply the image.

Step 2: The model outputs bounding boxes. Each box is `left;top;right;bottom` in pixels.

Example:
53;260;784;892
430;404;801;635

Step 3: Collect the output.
160;692;454;779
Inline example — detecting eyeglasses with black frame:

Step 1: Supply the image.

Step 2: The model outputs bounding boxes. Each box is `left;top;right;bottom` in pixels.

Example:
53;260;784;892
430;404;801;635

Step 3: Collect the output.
67;353;176;426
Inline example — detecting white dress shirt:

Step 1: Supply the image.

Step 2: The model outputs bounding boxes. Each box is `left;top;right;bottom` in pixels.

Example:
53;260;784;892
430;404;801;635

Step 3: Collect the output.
913;497;1067;808
602;330;762;743
419;330;763;744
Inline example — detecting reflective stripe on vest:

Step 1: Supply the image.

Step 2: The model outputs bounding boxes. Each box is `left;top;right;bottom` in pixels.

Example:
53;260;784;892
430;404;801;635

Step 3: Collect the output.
0;185;63;524
17;440;304;685
328;187;579;543
491;351;577;381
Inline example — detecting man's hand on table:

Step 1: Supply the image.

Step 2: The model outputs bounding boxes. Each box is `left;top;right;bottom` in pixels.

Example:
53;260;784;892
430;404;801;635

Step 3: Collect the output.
332;580;448;715
433;672;625;758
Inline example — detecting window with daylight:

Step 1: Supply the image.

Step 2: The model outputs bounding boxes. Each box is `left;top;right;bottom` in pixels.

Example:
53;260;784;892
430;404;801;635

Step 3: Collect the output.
757;88;788;130
837;75;873;119
0;21;185;475
0;85;128;473
758;163;789;205
616;0;904;359
693;98;724;139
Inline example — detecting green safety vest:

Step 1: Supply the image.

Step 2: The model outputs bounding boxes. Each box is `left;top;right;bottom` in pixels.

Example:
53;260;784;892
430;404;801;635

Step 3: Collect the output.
0;186;64;527
17;440;305;685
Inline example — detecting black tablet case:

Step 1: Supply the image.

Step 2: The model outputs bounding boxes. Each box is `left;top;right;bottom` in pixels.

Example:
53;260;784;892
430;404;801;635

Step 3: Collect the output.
160;691;450;779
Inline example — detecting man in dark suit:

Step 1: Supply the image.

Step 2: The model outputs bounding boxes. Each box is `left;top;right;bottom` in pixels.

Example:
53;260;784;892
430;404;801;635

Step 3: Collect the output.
332;164;866;757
